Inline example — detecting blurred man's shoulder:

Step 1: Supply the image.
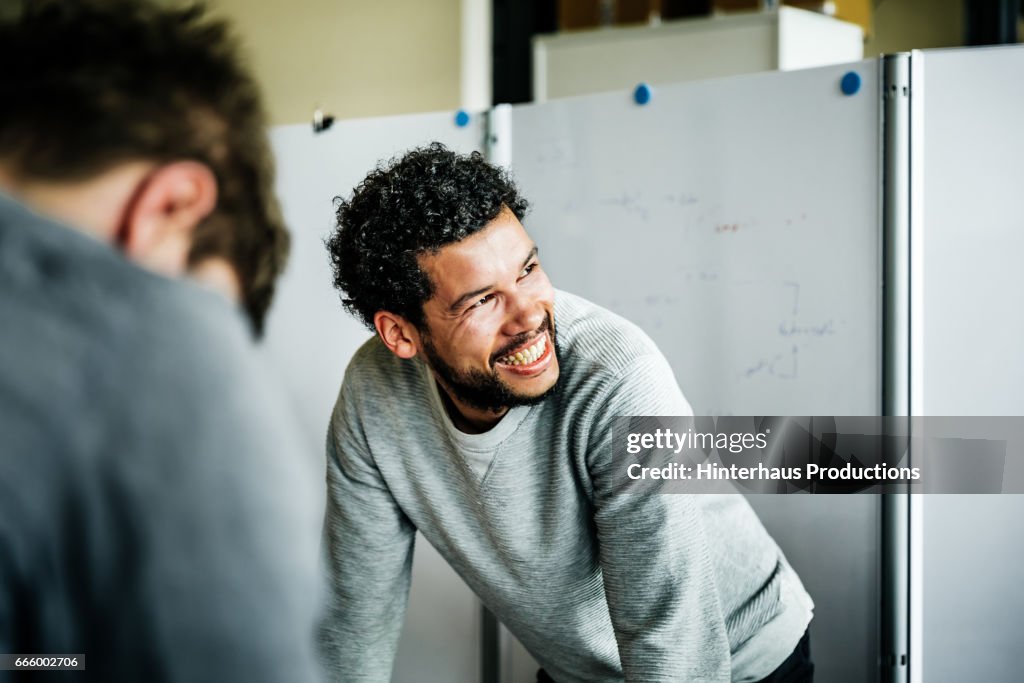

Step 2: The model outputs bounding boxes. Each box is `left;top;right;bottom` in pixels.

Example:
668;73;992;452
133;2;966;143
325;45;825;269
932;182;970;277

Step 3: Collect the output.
0;193;267;430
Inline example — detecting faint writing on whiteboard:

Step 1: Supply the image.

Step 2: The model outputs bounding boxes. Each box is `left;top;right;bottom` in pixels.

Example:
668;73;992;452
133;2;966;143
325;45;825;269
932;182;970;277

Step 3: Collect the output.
743;345;799;380
712;216;760;234
643;294;681;306
779;320;835;337
784;212;809;227
778;281;835;336
532;142;577;169
589;190;701;224
600;192;649;221
784;281;800;314
663;192;699;206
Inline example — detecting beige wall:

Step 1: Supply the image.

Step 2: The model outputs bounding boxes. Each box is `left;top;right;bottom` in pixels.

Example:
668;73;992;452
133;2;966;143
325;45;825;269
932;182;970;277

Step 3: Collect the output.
865;0;964;57
865;0;1024;59
208;0;462;125
204;0;1019;125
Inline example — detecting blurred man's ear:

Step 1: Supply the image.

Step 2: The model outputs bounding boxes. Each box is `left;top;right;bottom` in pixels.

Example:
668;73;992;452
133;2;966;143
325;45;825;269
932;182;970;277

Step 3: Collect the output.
374;311;421;360
119;160;217;276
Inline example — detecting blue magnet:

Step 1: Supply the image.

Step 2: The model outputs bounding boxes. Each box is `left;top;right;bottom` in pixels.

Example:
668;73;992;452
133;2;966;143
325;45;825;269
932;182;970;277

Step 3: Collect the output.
633;83;652;106
840;71;861;96
454;109;471;127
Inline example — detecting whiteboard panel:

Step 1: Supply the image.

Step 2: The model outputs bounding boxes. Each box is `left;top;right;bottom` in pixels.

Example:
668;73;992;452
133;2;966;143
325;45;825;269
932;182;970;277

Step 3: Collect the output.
917;45;1024;683
506;62;882;682
511;64;880;417
918;46;1024;417
266;110;484;683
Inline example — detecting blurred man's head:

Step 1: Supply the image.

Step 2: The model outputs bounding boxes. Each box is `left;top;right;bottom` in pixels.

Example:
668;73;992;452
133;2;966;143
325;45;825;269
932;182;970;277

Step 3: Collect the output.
327;144;560;430
0;0;288;335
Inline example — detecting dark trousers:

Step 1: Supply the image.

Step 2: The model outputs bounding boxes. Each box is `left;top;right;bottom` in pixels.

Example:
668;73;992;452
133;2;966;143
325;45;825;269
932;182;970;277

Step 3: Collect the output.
754;629;814;683
536;629;813;683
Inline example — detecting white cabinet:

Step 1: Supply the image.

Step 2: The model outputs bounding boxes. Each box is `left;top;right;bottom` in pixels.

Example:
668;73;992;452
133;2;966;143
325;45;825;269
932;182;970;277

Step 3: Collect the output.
533;7;863;101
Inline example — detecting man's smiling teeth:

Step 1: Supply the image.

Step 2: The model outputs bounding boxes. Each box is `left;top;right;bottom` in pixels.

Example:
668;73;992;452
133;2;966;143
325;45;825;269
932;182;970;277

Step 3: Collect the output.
499;335;547;366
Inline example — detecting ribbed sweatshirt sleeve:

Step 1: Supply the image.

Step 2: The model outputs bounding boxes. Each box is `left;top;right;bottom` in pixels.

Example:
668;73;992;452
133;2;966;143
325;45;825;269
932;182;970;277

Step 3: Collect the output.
588;353;732;682
319;382;416;682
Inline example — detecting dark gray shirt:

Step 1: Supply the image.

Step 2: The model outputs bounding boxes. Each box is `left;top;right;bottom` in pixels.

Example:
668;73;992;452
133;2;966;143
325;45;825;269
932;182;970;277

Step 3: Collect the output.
0;193;323;682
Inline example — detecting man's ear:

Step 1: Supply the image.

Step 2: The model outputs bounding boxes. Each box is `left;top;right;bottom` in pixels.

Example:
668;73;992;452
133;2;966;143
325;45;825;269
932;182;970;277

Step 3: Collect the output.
119;160;218;276
373;311;421;360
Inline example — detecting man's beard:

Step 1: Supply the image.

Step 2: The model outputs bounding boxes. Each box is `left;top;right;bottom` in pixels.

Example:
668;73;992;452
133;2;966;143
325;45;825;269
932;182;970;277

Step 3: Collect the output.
420;313;560;414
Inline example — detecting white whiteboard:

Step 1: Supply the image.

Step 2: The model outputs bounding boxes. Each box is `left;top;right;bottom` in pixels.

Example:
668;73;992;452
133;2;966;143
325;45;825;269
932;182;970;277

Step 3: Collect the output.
916;45;1024;683
510;63;881;416
505;62;882;683
265;110;484;683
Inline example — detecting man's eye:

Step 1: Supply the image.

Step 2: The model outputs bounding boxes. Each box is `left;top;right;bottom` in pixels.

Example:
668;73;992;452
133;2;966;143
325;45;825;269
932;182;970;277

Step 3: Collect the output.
520;263;537;278
471;294;494;309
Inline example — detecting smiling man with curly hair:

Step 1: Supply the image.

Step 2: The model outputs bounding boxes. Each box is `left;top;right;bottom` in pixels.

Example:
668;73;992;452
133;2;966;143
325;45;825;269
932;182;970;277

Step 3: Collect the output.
321;143;815;683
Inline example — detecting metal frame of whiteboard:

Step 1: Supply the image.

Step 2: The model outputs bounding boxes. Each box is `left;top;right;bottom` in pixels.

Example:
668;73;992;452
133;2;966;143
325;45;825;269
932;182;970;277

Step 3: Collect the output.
532;7;863;102
907;48;926;683
880;52;912;683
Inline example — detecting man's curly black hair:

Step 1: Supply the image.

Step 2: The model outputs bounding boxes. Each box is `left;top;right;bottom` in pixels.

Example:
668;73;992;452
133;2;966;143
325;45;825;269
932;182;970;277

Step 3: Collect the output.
327;143;530;330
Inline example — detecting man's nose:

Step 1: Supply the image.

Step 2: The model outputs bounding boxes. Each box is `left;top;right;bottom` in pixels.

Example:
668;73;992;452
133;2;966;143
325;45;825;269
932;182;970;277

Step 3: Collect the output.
501;291;545;337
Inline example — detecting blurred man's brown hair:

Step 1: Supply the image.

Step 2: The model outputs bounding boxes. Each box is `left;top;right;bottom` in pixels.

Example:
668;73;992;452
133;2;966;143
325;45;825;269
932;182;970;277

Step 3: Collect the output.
0;0;288;335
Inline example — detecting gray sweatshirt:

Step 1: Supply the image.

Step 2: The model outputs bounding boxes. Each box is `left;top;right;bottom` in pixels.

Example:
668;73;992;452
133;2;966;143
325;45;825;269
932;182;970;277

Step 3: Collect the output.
0;192;323;682
321;290;812;682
